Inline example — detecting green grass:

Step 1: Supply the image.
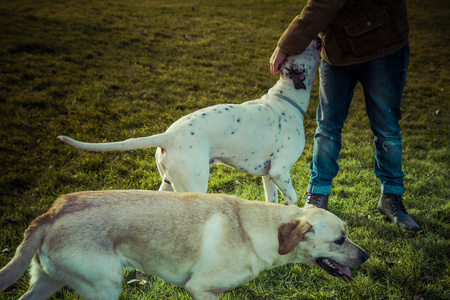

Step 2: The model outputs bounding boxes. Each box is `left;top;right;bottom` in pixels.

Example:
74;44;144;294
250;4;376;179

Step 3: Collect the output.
0;0;448;299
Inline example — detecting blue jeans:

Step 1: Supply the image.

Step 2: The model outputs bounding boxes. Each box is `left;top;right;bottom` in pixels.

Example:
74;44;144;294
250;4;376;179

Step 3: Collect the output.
308;44;409;196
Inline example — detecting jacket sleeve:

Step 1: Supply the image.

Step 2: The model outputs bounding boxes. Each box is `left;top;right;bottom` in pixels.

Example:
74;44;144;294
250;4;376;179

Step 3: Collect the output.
278;0;348;55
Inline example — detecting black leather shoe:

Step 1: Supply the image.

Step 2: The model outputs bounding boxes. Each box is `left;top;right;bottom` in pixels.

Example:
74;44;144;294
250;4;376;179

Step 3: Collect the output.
305;193;329;210
377;193;423;234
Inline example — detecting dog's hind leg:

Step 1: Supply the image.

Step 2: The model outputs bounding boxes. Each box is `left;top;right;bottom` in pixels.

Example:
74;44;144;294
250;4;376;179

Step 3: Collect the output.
262;175;279;203
20;261;65;300
65;258;123;300
155;147;210;193
71;278;122;300
172;164;209;193
156;148;174;192
159;178;174;191
160;150;210;193
185;281;221;300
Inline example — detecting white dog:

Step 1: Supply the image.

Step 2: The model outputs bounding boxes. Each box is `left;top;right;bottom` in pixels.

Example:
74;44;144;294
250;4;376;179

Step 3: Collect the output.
57;38;322;205
0;190;368;300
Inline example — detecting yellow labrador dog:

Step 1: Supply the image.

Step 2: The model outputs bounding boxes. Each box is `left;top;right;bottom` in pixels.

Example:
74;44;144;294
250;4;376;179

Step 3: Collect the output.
0;190;369;299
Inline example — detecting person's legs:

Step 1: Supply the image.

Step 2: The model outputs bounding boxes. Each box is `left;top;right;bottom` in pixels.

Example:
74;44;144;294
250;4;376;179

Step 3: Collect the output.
346;44;421;233
307;60;358;199
356;44;409;195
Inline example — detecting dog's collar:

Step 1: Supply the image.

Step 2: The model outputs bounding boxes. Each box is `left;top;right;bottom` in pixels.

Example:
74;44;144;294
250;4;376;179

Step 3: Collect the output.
274;94;306;118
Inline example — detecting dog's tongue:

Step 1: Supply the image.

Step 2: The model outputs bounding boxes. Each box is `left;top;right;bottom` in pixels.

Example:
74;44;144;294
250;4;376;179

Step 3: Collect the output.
336;263;351;279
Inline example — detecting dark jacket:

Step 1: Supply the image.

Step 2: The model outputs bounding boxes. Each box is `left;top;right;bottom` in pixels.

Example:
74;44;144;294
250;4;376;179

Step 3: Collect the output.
278;0;409;66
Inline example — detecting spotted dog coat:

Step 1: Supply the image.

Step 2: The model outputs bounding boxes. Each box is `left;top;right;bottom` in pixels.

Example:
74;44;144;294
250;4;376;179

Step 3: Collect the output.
58;38;322;205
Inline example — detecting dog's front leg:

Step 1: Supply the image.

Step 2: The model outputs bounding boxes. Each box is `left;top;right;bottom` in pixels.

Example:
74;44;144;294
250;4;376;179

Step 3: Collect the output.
262;175;278;203
270;172;297;205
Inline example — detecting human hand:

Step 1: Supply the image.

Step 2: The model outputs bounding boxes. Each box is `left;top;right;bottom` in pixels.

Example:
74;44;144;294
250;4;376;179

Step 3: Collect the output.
269;47;287;75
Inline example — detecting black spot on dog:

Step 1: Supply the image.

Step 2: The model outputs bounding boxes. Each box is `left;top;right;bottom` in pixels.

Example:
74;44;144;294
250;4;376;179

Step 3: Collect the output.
288;67;307;90
191;132;195;135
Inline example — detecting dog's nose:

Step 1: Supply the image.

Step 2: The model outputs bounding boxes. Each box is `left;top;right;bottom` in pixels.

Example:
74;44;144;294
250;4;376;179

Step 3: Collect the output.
362;251;370;263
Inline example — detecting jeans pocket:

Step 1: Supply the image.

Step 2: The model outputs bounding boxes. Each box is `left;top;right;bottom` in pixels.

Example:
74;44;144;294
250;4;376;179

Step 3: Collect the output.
344;7;392;57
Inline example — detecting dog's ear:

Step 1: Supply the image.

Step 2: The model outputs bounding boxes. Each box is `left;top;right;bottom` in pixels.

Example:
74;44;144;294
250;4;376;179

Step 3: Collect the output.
288;68;307;90
278;219;313;255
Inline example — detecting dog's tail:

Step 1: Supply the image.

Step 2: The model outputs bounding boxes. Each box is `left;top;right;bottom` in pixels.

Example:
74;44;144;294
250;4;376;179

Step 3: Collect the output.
57;134;169;152
0;217;47;290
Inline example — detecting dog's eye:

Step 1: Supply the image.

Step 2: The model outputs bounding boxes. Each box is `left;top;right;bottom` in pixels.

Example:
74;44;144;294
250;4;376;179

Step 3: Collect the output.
334;237;345;245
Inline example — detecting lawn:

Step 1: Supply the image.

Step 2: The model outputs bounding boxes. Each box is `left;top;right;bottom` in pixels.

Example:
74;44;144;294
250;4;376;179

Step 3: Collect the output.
0;0;448;299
